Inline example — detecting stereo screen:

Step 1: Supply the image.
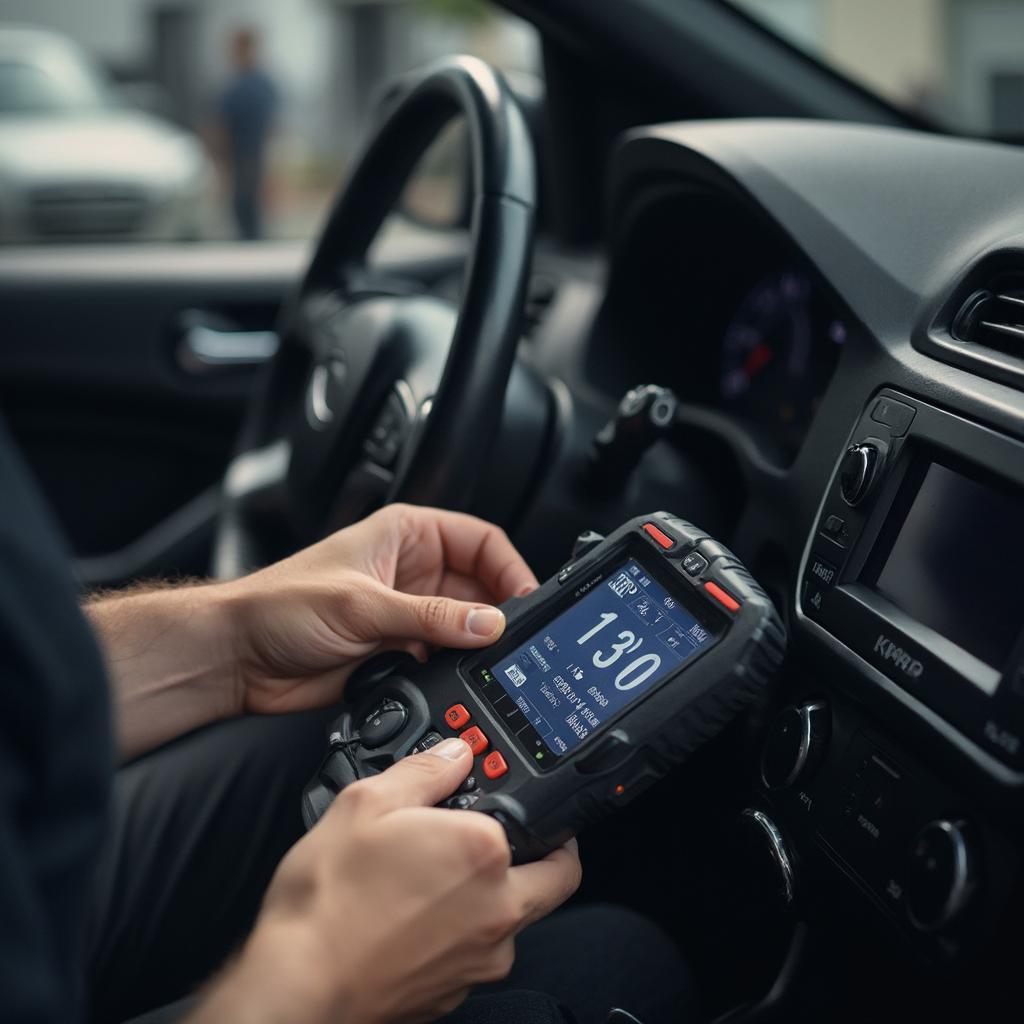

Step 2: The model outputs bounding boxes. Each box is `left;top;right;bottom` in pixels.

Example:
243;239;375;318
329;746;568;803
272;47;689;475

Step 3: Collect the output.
869;460;1024;672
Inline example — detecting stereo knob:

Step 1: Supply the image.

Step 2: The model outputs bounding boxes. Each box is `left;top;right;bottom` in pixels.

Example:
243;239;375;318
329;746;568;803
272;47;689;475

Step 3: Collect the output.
839;442;880;506
761;701;830;791
736;808;795;907
907;819;975;931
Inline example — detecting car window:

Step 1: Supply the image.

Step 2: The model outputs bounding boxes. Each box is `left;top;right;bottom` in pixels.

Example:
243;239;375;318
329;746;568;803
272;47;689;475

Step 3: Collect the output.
0;1;539;245
723;0;1024;137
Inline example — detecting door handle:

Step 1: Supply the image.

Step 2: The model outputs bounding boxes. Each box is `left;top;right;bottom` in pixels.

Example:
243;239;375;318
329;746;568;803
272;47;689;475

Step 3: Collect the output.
178;320;279;372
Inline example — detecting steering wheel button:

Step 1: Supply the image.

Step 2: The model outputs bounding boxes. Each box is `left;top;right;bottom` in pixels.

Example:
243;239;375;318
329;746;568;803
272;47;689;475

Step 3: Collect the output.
704;580;741;613
642;523;675;549
459;725;489;756
483;751;508;779
444;703;471;730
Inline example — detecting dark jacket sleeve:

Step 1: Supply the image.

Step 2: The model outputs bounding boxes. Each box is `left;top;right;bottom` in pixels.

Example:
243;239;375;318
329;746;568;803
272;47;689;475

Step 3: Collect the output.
0;415;113;1023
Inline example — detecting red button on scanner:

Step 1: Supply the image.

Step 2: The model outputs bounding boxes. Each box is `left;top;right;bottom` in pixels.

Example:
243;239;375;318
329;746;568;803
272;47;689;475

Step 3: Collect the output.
459;725;489;756
642;523;674;550
444;703;471;730
704;580;741;613
483;751;508;780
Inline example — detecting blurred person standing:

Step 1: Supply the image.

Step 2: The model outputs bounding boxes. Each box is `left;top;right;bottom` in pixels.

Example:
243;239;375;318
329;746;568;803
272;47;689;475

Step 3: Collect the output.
216;27;278;240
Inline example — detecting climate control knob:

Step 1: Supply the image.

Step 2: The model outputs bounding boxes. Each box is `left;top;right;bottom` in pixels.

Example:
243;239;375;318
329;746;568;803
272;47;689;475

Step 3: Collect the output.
761;701;830;791
907;819;975;931
736;808;795;908
839;442;880;505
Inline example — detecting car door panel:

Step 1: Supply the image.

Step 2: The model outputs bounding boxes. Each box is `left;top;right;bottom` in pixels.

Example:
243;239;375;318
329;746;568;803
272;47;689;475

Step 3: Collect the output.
0;243;306;566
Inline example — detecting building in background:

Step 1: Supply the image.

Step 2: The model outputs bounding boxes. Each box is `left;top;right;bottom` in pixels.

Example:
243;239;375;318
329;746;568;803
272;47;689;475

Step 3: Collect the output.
7;0;1024;240
734;0;1024;136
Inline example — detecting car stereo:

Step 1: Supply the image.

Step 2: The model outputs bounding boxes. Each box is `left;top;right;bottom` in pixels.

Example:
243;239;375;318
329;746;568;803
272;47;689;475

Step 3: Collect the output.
800;390;1024;773
302;512;785;862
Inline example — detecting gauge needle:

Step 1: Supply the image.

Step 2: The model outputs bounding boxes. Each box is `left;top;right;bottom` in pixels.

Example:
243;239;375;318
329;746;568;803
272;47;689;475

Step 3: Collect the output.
743;342;774;378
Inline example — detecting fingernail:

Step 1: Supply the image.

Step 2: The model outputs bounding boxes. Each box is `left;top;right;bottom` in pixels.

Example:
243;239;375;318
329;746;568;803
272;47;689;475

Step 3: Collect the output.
430;737;470;760
517;583;537;597
466;606;504;637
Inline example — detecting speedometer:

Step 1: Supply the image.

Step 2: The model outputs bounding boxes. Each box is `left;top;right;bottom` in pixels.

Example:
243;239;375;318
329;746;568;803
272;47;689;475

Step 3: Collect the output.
720;268;845;450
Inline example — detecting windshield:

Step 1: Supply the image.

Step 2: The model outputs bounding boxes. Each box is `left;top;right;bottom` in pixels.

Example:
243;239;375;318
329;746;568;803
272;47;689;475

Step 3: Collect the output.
724;0;1023;137
0;49;113;116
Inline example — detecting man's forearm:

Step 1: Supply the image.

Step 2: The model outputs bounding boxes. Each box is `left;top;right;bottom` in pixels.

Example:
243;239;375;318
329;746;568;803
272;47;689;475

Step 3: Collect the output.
84;583;241;761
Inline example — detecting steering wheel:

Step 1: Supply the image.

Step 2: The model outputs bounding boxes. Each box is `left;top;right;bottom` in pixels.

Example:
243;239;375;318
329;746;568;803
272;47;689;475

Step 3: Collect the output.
213;56;536;577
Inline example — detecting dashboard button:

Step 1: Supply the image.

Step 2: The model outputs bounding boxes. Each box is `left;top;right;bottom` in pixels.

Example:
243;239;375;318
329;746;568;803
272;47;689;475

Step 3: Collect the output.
821;514;848;546
870;396;915;437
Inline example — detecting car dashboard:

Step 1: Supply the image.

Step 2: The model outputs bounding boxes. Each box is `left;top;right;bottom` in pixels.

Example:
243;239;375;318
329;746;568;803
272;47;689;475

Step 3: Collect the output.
587;185;847;468
517;117;1024;1015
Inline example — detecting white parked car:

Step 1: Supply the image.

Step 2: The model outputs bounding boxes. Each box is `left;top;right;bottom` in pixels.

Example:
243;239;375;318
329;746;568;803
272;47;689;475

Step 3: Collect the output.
0;27;209;243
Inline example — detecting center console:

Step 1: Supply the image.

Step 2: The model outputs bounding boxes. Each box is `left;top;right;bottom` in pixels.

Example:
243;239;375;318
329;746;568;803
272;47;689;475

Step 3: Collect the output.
748;389;1024;963
799;389;1024;779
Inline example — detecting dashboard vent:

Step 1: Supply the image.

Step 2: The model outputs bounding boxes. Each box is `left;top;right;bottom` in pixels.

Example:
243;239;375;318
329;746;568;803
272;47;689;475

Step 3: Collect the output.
933;275;1024;389
953;286;1024;359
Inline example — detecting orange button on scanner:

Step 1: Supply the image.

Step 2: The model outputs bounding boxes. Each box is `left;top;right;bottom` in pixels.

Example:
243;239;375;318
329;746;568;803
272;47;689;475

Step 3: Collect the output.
482;751;508;780
459;725;489;756
444;703;471;730
642;522;674;549
704;580;741;613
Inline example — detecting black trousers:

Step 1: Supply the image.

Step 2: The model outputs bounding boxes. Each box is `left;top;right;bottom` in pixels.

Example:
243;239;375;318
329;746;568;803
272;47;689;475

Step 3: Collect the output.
85;711;696;1024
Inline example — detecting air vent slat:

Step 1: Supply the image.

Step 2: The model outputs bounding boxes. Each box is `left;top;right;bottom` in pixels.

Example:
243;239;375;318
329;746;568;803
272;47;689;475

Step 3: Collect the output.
923;268;1024;389
948;279;1024;384
979;320;1024;340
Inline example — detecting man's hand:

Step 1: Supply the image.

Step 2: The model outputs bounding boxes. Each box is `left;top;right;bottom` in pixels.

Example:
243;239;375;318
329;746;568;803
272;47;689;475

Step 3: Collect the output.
86;504;537;760
223;503;539;716
190;738;582;1024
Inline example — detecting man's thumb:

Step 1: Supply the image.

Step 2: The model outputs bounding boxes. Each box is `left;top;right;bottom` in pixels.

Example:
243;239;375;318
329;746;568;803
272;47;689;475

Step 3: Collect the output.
379;587;506;648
